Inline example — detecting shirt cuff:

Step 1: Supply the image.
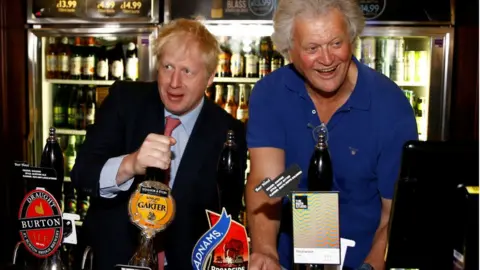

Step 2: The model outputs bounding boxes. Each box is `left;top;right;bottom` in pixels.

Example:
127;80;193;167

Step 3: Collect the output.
99;155;134;198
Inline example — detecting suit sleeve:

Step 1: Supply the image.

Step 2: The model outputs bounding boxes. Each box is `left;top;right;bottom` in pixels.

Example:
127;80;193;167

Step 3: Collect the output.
71;82;127;198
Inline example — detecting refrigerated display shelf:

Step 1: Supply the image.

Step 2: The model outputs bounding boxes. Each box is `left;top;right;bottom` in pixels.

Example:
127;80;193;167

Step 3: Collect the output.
56;128;87;135
47;79;115;85
395;81;427;87
214;77;259;84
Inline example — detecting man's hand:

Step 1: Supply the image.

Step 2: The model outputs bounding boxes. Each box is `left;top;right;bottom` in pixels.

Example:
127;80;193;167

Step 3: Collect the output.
249;252;282;270
116;133;176;185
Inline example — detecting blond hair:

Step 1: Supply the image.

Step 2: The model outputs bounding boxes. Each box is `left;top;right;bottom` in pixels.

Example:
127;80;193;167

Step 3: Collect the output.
154;18;220;76
272;0;365;59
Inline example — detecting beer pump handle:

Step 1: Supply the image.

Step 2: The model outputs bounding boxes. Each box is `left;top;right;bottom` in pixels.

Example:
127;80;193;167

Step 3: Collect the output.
12;241;22;265
81;246;94;270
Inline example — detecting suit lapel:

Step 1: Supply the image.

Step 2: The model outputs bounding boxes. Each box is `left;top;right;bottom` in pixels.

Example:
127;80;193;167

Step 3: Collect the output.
132;84;164;147
171;100;222;198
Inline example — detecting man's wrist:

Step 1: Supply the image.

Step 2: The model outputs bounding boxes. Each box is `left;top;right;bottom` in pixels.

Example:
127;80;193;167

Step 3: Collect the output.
116;153;136;185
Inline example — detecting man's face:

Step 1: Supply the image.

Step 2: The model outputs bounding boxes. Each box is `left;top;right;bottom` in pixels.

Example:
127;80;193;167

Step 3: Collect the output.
289;8;353;94
157;38;214;115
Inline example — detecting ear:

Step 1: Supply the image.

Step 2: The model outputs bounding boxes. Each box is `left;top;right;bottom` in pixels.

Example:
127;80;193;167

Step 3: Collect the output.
207;72;215;88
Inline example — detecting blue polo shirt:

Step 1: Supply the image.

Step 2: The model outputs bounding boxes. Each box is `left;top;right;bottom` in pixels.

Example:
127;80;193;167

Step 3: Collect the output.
246;57;418;269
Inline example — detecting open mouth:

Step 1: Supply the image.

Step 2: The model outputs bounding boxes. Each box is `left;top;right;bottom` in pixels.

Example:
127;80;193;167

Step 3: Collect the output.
167;92;184;101
315;66;338;74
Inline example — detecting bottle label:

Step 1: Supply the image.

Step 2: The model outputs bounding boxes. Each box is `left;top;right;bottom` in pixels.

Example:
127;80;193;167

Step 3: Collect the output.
259;58;270;76
86;108;95;125
96;60;108;78
126;57;138;80
82;56;95;76
230;53;244;76
70;57;82;76
225;106;234;114
236;109;248;121
53;107;66;126
67;155;76;172
271;59;281;71
245;54;258;74
217;53;230;74
46;55;57;73
68;107;77;127
111;60;124;79
59;55;69;72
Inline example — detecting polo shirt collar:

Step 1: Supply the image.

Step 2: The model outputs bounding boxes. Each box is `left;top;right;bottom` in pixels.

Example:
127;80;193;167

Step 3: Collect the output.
283;56;371;111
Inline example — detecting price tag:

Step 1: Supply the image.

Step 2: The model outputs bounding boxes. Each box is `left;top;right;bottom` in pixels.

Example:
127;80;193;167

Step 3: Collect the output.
96;0;116;14
32;0;84;18
119;1;143;14
86;0;151;19
55;0;79;14
358;0;386;20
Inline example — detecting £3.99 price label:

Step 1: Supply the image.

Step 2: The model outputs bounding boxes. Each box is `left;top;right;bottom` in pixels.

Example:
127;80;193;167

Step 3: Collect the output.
56;0;78;13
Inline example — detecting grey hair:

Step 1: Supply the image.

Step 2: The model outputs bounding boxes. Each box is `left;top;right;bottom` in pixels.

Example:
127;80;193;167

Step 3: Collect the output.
272;0;365;59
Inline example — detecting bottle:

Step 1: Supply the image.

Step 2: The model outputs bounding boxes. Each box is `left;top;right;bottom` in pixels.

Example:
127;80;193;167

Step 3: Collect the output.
125;42;139;81
57;37;71;79
40;127;65;208
129;232;157;269
214;84;225;108
96;45;109;80
245;42;259;78
230;41;245;77
67;86;78;129
63;182;77;214
307;131;333;192
75;86;86;130
217;42;231;77
236;84;248;123
46;37;58;79
85;86;96;127
259;37;272;78
216;130;242;221
77;191;90;220
69;37;82;80
224;85;237;118
271;45;283;72
82;37;96;80
64;135;77;177
110;43;125;81
53;85;67;128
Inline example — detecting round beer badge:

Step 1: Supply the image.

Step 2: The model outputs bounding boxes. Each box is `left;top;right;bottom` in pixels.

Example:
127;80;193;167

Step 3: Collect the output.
128;181;176;233
18;189;63;258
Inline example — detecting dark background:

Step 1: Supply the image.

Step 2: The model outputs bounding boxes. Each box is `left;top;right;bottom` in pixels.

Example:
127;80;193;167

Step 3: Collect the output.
0;0;478;267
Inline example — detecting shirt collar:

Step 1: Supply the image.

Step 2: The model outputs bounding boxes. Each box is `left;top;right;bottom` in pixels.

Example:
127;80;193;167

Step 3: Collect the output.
283;56;371;111
164;97;204;136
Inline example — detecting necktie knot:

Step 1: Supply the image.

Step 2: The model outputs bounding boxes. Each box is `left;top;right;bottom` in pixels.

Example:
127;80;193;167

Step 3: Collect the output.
164;116;181;136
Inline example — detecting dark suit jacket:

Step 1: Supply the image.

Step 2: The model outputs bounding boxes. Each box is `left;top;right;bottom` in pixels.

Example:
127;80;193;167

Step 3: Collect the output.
71;81;247;270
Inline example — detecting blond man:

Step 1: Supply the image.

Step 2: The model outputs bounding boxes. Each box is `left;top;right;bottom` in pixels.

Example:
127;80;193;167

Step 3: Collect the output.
72;19;247;270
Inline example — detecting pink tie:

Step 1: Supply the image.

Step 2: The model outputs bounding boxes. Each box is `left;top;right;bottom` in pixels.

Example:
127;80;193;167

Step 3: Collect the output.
158;116;180;270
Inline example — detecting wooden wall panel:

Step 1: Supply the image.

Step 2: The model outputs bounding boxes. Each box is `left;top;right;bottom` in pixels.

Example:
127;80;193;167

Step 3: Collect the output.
449;0;479;140
0;0;27;266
